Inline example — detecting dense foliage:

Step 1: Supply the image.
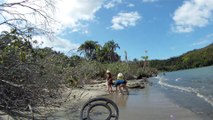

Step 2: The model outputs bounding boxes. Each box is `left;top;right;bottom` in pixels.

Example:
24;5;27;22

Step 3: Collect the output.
0;30;157;118
149;43;213;71
0;30;73;116
78;40;120;62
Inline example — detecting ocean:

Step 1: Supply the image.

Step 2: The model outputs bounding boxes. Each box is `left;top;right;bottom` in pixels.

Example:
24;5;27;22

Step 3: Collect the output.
151;66;213;120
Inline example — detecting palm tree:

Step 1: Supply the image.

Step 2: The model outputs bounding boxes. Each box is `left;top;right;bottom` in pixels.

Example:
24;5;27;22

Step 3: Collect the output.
124;50;128;62
77;40;100;60
141;50;149;69
103;40;120;62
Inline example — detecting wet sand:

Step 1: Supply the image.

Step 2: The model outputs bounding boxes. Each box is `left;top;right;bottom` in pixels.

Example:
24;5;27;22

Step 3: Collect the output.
45;83;203;120
107;85;202;120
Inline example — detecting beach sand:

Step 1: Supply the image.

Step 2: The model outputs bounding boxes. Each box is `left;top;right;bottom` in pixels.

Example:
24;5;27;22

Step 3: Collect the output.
0;81;202;120
47;81;202;120
46;83;107;120
0;83;107;120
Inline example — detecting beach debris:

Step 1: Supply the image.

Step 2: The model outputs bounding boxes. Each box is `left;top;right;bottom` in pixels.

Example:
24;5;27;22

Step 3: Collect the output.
128;81;145;89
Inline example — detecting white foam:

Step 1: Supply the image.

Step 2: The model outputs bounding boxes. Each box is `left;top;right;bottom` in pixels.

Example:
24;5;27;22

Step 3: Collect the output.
157;76;213;107
175;78;181;82
197;93;213;107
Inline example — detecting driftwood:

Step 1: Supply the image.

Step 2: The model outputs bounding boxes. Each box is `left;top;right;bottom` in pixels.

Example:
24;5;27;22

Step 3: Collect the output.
0;79;23;88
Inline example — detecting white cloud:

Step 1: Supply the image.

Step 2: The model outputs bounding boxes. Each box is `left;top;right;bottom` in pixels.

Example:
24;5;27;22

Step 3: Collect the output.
127;3;135;7
170;47;176;50
111;12;141;30
192;40;210;46
55;0;103;34
32;36;79;55
172;0;213;33
0;0;102;54
104;0;122;9
142;0;158;3
192;33;213;46
0;0;103;34
0;24;11;33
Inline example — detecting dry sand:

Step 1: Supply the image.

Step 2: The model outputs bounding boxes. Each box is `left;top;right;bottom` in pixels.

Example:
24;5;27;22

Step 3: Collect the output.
0;82;107;120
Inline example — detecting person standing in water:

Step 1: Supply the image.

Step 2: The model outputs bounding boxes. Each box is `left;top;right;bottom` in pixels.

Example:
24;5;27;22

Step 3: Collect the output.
114;73;129;95
106;70;113;93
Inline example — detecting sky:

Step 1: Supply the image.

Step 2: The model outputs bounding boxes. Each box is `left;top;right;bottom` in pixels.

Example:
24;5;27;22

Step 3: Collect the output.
1;0;213;60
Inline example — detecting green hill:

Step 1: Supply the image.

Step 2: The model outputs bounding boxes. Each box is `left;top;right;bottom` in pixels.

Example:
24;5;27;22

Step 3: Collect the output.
149;43;213;71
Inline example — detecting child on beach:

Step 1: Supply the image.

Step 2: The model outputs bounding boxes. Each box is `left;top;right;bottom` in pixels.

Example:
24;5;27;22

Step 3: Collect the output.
114;73;129;95
106;70;113;93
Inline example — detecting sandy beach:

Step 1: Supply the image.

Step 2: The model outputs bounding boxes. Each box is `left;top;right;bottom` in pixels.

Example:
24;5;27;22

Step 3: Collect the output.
45;80;202;120
0;82;107;120
0;80;203;120
45;82;108;120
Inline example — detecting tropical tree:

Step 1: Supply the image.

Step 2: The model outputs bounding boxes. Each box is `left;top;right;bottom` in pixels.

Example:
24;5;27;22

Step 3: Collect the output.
141;50;149;69
77;40;100;60
124;50;128;62
102;40;120;62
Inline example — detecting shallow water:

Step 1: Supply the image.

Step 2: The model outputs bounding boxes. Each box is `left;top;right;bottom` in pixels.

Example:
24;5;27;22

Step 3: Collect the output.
105;86;201;120
152;66;213;120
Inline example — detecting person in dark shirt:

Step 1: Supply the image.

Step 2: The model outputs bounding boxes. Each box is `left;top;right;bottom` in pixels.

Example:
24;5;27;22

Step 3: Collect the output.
106;70;113;93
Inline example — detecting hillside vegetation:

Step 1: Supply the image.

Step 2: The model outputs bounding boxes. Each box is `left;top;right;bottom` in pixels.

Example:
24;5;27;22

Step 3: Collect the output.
150;43;213;71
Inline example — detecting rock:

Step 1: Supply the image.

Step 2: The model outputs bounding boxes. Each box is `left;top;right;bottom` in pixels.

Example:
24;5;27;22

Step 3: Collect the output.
127;81;145;89
136;75;143;79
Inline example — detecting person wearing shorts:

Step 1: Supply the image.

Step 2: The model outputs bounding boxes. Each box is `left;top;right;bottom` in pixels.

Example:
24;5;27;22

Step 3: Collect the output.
114;73;129;95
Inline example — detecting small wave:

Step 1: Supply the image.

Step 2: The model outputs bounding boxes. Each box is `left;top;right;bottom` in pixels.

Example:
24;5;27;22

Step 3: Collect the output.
154;75;161;79
157;76;213;107
158;78;198;93
197;93;213;107
175;78;181;82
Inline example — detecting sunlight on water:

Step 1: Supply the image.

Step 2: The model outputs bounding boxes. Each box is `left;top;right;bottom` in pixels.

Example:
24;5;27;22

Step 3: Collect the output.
158;75;213;106
152;66;213;119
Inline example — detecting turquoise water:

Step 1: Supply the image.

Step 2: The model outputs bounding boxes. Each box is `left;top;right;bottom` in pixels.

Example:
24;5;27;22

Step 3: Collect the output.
152;66;213;120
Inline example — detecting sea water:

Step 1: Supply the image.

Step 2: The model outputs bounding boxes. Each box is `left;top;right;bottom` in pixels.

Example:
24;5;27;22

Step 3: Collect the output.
151;66;213;120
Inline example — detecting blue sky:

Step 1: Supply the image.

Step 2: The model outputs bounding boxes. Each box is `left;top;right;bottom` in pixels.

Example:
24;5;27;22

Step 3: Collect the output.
1;0;213;60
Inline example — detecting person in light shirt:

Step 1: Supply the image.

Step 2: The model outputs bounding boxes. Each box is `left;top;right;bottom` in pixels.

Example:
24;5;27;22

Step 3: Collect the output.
113;73;129;95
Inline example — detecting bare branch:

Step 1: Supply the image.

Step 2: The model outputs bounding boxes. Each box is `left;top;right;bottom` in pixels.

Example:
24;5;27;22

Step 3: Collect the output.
0;0;56;38
0;18;27;25
0;0;28;7
0;79;23;88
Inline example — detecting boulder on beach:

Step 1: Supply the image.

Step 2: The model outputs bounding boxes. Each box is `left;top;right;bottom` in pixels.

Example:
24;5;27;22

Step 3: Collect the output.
127;80;145;89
